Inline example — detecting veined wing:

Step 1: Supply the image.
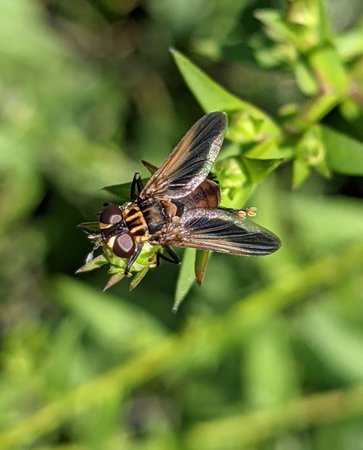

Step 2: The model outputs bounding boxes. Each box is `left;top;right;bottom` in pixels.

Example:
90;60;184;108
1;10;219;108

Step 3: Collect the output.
140;112;227;200
162;208;281;256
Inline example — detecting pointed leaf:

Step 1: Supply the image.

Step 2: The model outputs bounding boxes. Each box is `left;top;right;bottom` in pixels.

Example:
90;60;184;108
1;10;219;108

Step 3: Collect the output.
76;254;108;273
129;266;151;291
292;158;311;189
294;59;318;95
102;179;149;202
103;271;125;291
321;126;363;175
171;49;280;143
309;46;347;95
173;248;196;312
78;222;100;233
195;250;210;286
242;157;282;184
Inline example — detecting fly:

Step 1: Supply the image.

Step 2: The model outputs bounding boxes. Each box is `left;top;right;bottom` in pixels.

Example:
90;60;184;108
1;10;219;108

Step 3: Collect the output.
79;112;281;279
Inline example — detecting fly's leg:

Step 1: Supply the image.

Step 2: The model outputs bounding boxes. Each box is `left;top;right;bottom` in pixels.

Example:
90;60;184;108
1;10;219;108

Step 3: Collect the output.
157;246;180;265
130;172;143;200
124;244;143;276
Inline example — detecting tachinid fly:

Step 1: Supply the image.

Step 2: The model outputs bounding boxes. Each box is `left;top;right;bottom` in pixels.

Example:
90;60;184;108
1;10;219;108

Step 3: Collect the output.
79;112;281;285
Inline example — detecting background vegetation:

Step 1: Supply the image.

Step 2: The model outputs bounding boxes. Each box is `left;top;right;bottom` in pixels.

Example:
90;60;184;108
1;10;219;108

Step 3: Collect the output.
1;0;363;448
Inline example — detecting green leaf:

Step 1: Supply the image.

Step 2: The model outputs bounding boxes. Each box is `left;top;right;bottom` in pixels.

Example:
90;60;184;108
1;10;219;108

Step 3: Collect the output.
289;93;340;131
76;254;108;274
195;250;210;286
173;248;196;312
171;49;280;143
294;59;319;95
292;158;311;189
242;157;282;184
285;0;333;45
129;265;151;291
321;126;363;175
216;157;281;208
340;98;361;121
215;156;251;208
102;179;149;202
255;10;297;47
293;125;330;186
102;182;131;202
308;46;348;95
105;243;160;275
336;23;363;62
244;142;293;160
103;271;126;291
77;222;100;233
258;0;333;53
171;49;243;111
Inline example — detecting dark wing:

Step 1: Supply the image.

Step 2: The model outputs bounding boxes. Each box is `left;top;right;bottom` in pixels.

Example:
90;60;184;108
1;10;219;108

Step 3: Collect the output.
140;112;227;200
161;208;281;256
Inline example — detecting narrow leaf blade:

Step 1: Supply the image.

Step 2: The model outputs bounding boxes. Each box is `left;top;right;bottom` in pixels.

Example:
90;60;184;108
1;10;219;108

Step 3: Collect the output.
195;250;210;286
173;248;196;312
321;126;363;175
171;49;280;144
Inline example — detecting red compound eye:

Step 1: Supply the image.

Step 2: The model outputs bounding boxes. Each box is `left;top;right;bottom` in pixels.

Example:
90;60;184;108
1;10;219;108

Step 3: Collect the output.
112;232;135;258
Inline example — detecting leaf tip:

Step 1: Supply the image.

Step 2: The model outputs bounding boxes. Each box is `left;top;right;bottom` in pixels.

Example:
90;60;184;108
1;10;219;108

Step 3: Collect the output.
103;272;126;291
172;300;181;313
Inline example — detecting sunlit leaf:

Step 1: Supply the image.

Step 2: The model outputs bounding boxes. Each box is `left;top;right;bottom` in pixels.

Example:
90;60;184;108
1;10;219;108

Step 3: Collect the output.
242;157;282;184
76;254;108;273
292;158;311;189
336;23;363;62
309;46;347;95
321;126;363;175
171;49;280;143
294;59;319;95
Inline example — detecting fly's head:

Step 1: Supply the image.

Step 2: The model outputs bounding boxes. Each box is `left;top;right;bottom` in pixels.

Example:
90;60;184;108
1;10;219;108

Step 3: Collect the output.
99;203;136;258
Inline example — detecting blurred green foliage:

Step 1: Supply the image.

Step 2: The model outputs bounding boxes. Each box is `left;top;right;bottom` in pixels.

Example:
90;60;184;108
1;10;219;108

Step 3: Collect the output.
0;0;363;449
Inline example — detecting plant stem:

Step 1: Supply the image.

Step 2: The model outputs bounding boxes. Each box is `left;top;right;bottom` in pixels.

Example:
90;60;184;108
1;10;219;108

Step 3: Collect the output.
186;383;363;449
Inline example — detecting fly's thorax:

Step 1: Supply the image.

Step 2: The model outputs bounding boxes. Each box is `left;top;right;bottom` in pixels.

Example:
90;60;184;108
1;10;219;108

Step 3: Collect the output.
138;198;176;235
123;202;150;242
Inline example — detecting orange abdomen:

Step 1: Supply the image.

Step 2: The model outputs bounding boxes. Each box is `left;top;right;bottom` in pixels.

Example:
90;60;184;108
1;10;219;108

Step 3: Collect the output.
180;179;221;210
